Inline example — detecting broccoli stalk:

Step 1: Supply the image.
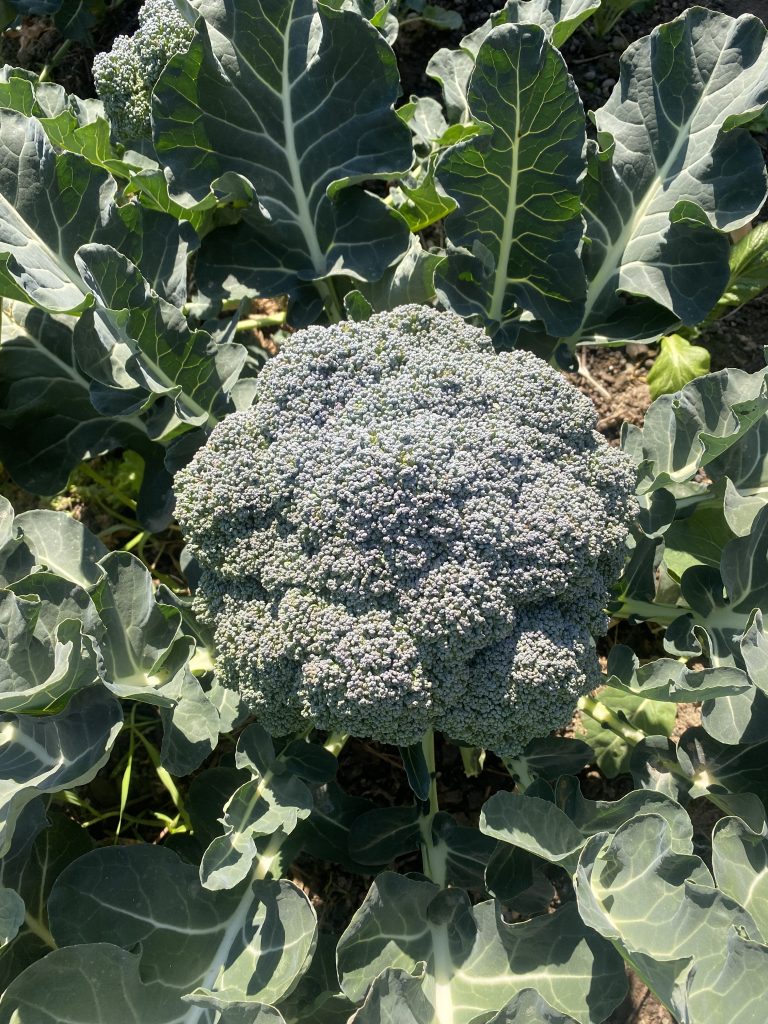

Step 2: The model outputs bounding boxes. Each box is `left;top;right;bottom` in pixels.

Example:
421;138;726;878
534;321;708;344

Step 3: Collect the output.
174;306;637;757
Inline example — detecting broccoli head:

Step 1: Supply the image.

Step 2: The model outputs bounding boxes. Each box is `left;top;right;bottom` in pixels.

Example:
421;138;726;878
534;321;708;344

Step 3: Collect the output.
92;0;195;141
175;306;637;755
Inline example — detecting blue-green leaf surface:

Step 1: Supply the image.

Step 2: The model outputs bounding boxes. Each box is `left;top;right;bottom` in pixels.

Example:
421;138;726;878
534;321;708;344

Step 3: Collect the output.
436;24;585;343
565;9;768;347
337;873;626;1023
0;689;122;857
35;845;316;1021
153;0;412;304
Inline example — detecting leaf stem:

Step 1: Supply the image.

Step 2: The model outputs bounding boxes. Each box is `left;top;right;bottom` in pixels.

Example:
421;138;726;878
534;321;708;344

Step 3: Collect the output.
38;38;72;83
76;461;138;512
577;695;646;747
235;313;287;332
323;731;350;758
23;912;56;949
251;731;350;882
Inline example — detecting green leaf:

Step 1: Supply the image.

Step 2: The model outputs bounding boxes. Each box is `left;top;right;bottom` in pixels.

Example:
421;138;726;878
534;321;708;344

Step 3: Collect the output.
579;687;676;778
154;0;412;306
663;502;734;577
200;726;313;890
712;816;768;941
347;806;421;865
9;509;107;590
481;782;691;873
676;726;768;806
647;334;711;401
486;990;579;1024
396;157;457;232
710;222;768;321
357;235;442;311
701;686;768;746
0;577;100;714
337;873;626;1023
630;366;768;494
606;646;750;703
0;302;169;513
74;245;246;437
0;803;91;988
575;813;765;1022
565;9;768;348
507;736;592;783
89;552;208;716
481;792;585;871
0;113;103;314
436;24;586;343
427;0;601;123
350;966;433;1023
0;889;23;948
0;111;193;314
44;845;316;1016
399;741;431;801
0;688;122;856
741;610;768;693
300;782;384;875
432;813;497;890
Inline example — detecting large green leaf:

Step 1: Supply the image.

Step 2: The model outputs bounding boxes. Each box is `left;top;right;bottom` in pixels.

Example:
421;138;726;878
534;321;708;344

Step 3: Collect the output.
575;813;768;1023
337;873;626;1023
579;687;676;778
153;0;412;308
676;725;768;807
8;510;107;589
0;302;169;513
200;726;313;891
427;0;600;123
0;577;100;714
0;112;111;314
0;112;194;314
481;782;692;874
74;245;246;437
0;801;91;989
89;552;188;705
435;23;585;343
625;366;768;495
0;689;122;857
8;843;315;1019
712;816;768;942
563;9;768;348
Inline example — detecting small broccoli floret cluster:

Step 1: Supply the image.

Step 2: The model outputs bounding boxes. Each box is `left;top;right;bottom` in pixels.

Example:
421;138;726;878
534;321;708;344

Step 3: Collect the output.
175;306;637;755
92;0;195;141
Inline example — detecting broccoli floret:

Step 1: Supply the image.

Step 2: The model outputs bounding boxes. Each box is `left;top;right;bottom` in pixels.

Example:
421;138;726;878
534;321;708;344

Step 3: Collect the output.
92;0;195;142
175;306;637;755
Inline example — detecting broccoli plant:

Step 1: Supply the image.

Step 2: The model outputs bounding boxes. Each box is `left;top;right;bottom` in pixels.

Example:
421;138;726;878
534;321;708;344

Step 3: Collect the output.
176;306;637;754
93;0;195;141
0;2;767;1023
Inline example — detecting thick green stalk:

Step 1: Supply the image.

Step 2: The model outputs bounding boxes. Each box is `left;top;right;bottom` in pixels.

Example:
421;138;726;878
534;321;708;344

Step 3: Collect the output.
235;313;287;331
418;730;447;888
315;279;345;324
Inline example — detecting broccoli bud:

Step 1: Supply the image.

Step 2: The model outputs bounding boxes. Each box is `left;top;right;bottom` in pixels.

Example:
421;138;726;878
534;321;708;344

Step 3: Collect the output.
92;0;195;142
175;306;637;755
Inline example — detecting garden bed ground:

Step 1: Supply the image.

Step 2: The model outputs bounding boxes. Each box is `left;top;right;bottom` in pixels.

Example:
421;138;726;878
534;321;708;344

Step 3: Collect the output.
2;2;767;1021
